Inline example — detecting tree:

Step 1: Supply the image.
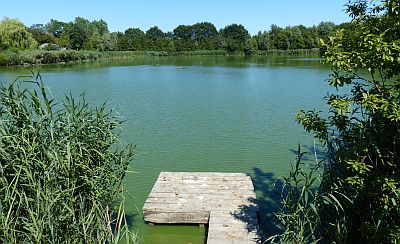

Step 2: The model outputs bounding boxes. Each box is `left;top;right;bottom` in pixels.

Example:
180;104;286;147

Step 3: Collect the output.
316;21;336;43
173;25;196;51
0;17;37;50
287;26;305;49
118;28;145;51
244;38;257;55
68;17;93;50
167;40;176;52
173;24;193;40
145;26;166;51
274;0;400;243
90;19;108;36
45;19;65;38
255;31;270;51
108;32;119;51
58;21;73;48
220;24;249;53
29;24;56;45
191;22;219;50
298;25;316;49
84;19;111;51
269;24;287;50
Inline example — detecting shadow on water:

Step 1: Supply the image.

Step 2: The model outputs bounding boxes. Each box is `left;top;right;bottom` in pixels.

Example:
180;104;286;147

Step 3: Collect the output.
252;168;284;241
125;212;137;227
232;140;325;242
231;167;285;243
111;211;138;233
289;143;325;162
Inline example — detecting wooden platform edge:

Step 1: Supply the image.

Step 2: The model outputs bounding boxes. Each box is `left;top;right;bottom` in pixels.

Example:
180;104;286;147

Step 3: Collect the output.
143;172;260;243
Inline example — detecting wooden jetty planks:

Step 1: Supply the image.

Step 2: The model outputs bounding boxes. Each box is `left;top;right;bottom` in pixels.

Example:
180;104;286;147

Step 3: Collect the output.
207;211;259;244
143;172;260;243
143;211;210;224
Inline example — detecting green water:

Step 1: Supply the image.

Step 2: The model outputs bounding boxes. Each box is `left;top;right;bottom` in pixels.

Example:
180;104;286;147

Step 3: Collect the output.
0;56;332;243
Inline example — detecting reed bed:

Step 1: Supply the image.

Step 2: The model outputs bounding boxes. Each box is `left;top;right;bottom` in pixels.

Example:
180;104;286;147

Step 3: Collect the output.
0;73;136;243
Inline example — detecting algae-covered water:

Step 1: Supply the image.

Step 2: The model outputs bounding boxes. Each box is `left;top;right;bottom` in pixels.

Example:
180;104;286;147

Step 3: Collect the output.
0;56;332;243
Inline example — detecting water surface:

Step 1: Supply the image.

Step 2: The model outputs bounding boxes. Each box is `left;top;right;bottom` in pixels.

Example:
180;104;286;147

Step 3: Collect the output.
0;56;332;243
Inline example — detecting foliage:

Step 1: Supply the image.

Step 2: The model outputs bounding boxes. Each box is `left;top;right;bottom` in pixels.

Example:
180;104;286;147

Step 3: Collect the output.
220;24;250;53
0;18;38;51
191;22;219;50
171;22;219;51
0;16;344;66
0;73;136;243
254;22;342;52
119;28;146;51
45;19;65;38
29;24;56;45
244;38;257;55
274;0;400;243
255;49;320;56
70;17;90;50
145;26;166;51
0;50;230;67
0;15;342;56
0;50;104;66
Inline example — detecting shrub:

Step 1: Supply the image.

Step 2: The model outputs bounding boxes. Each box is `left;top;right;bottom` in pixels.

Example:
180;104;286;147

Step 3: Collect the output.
272;0;400;243
0;50;21;66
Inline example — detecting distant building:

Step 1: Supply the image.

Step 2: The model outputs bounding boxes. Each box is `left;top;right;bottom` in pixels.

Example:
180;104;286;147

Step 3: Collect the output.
39;43;61;50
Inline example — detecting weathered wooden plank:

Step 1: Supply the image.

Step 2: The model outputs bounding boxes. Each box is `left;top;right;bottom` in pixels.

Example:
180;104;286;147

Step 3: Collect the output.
208;211;259;227
207;237;260;244
142;202;258;212
157;179;253;185
159;172;248;177
144;211;209;224
147;192;257;203
148;192;256;199
155;175;251;184
151;183;254;192
154;180;255;188
146;194;254;206
156;176;253;182
207;231;259;243
149;188;255;196
207;211;260;243
208;211;258;224
155;176;254;183
156;172;252;180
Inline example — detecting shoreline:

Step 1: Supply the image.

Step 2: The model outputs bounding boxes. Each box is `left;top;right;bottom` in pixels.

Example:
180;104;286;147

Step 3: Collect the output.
0;49;321;67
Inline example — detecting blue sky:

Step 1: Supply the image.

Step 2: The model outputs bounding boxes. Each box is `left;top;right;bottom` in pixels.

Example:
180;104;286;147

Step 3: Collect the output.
1;1;351;34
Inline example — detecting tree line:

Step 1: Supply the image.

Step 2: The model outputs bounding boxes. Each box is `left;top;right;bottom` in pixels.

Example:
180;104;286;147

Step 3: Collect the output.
0;17;352;54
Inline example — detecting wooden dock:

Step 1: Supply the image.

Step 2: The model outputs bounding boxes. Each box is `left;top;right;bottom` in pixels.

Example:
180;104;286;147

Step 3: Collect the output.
143;172;260;243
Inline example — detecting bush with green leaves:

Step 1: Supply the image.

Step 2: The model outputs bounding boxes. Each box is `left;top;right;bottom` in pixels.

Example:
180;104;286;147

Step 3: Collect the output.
0;73;136;243
273;0;400;243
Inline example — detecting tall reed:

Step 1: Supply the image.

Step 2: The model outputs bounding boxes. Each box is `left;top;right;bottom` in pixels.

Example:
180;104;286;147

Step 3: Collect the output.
268;145;322;244
0;73;136;243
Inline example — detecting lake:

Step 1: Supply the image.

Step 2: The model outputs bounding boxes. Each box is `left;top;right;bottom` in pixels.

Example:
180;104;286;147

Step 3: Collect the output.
0;56;332;243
